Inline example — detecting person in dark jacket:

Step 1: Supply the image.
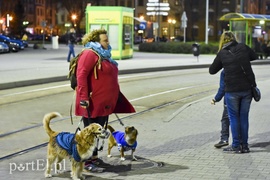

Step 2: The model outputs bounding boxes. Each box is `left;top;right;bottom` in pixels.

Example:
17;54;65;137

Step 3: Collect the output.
67;28;76;62
209;31;258;153
211;70;230;148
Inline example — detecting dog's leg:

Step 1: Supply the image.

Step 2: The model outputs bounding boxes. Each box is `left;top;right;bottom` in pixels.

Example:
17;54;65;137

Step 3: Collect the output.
107;143;114;158
78;162;85;180
71;160;83;180
55;156;64;174
131;149;137;161
71;159;80;180
45;155;56;178
120;147;125;161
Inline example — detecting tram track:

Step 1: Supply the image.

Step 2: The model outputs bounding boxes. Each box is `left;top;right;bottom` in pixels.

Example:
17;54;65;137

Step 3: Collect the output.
0;69;221;163
0;87;215;162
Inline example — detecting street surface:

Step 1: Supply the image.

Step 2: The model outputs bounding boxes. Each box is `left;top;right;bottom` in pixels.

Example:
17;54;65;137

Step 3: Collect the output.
0;45;270;179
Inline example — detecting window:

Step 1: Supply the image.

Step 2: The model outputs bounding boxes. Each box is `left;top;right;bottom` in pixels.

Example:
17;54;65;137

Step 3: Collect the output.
209;9;214;22
162;16;167;22
127;0;132;7
109;25;119;50
208;25;214;36
267;3;270;11
138;0;144;6
61;15;64;22
192;25;199;37
162;27;168;36
149;15;156;22
192;9;199;23
120;0;125;6
222;0;230;5
29;7;33;14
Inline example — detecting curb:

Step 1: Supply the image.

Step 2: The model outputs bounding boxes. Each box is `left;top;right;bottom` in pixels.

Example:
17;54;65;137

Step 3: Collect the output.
1;60;269;90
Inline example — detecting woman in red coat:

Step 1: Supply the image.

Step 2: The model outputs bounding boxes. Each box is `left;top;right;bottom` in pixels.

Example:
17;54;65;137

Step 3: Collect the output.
75;29;135;172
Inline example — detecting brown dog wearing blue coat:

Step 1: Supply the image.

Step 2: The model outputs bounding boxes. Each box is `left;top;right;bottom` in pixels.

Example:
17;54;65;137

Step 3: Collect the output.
107;124;138;161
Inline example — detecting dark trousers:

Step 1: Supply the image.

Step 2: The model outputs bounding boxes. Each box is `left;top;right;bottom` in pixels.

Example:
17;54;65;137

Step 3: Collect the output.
221;104;230;142
82;116;108;157
225;91;252;148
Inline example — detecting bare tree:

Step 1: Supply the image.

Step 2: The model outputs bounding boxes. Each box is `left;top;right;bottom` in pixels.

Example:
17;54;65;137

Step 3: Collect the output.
57;0;100;34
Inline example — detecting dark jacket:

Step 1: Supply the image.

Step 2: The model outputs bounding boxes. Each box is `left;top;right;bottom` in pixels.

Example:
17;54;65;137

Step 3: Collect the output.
68;32;76;44
209;41;258;92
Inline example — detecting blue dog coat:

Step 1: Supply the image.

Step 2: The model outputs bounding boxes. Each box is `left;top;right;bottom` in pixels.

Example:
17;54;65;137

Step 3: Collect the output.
112;131;137;151
56;132;81;162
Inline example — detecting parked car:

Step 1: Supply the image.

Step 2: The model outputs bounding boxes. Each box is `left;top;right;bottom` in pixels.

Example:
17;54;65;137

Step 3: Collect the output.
8;36;28;48
3;35;25;50
0;35;19;52
0;42;9;53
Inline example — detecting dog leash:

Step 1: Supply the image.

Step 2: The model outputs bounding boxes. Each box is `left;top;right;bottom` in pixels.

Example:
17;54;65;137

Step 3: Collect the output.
115;113;124;126
97;114;123;151
80;100;106;152
69;92;77;125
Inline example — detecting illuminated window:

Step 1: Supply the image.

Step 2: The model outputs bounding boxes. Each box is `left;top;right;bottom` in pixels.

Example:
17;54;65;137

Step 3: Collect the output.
222;0;230;4
208;25;214;36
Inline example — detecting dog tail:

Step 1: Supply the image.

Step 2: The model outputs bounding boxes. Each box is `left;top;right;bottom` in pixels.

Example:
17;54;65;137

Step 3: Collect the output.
107;124;115;133
43;112;62;136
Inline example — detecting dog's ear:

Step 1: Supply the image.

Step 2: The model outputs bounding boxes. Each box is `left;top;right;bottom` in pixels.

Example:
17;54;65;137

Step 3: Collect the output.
86;123;101;135
86;126;95;135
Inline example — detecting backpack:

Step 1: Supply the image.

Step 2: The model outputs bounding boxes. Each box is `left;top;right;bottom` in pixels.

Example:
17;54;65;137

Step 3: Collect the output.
67;49;101;90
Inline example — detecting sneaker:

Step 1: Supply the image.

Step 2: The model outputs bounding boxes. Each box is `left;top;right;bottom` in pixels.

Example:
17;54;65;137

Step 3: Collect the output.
214;141;229;148
223;146;242;153
89;158;111;168
242;146;250;153
84;163;104;173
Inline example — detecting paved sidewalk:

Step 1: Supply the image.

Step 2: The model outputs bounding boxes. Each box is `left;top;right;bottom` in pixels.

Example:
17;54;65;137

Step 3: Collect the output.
1;45;270;179
1;88;270;180
1;44;269;90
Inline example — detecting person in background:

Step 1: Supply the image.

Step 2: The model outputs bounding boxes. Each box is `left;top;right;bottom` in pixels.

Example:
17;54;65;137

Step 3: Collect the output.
75;29;135;172
211;70;230;148
209;31;258;153
67;28;76;62
22;34;28;41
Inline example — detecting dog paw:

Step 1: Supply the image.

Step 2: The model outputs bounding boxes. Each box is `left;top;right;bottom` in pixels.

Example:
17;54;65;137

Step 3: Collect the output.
80;176;85;180
56;169;64;174
120;157;126;161
72;178;80;180
71;176;81;180
45;173;52;178
107;154;112;158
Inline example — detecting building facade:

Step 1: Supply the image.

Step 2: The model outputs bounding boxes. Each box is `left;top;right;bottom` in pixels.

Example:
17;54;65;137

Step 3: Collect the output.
1;0;270;41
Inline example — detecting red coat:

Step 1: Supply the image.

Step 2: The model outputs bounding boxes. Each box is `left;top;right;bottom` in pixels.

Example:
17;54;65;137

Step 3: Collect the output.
75;49;135;118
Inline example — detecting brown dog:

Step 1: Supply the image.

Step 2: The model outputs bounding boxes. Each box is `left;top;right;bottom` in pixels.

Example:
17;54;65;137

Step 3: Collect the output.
107;124;138;161
43;112;109;180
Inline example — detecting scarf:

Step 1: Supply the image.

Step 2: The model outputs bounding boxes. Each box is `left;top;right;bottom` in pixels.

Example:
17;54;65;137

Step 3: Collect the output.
84;42;118;66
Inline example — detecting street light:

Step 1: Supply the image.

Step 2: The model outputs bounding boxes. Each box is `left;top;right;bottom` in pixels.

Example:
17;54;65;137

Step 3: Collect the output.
71;14;77;27
6;14;12;34
7;14;12;27
168;18;176;41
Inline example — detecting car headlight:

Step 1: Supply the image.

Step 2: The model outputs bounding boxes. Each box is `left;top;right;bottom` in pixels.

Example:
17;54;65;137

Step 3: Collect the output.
11;42;19;46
